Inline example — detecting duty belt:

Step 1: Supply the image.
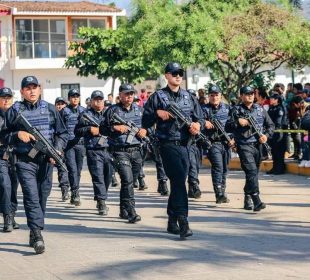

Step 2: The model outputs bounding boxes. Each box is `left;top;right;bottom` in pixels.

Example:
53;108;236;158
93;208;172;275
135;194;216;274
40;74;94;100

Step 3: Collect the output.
159;139;188;146
112;145;141;152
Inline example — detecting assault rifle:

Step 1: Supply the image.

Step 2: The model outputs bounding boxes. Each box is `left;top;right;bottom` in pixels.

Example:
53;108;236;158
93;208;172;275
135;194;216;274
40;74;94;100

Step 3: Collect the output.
15;113;67;171
81;113;107;146
111;112;150;145
166;103;212;149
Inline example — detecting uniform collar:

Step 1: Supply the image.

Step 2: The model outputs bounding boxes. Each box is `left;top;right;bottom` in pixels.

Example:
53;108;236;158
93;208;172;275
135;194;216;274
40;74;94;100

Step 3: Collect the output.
165;86;181;96
117;102;135;112
22;100;40;110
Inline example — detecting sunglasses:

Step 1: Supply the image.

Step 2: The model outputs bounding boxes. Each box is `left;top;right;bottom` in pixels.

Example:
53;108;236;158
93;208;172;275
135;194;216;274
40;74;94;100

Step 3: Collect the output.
170;71;184;77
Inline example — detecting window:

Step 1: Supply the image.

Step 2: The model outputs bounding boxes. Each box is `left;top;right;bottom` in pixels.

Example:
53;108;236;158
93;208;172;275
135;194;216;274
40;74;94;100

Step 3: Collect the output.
71;19;106;39
61;84;80;99
15;19;66;59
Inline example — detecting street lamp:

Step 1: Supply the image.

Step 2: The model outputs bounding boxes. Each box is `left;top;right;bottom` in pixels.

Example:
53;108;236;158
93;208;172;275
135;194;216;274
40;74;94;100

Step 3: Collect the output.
192;74;200;91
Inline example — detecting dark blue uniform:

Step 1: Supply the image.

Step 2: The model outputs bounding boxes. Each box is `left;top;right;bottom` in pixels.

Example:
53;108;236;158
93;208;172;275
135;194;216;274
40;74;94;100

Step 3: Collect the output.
142;86;204;219
100;102;144;223
201;102;231;203
226;103;274;210
5;100;68;230
75;108;112;214
61;105;85;204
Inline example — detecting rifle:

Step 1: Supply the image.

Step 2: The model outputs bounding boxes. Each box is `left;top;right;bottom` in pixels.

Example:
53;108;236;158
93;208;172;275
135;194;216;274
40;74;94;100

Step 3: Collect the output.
166;103;212;149
242;112;272;158
15;113;68;171
111;112;150;145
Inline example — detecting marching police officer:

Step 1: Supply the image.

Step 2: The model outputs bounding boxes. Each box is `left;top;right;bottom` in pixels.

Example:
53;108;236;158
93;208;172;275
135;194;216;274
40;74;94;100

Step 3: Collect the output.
61;89;85;206
0;87;19;232
75;90;112;215
202;85;233;203
5;76;68;254
142;62;204;239
55;97;70;200
226;85;274;211
267;93;288;175
100;84;145;223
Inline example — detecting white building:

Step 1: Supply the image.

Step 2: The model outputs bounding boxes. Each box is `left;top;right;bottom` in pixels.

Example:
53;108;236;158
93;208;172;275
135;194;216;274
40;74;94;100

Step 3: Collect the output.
0;1;125;103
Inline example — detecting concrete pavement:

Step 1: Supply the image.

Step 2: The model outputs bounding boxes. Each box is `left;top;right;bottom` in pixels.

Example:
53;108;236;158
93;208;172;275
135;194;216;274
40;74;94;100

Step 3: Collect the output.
0;163;310;280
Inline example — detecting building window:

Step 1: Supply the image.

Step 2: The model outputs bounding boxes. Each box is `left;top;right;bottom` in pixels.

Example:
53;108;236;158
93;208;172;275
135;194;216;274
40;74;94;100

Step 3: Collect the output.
71;18;106;39
15;19;66;59
61;83;80;99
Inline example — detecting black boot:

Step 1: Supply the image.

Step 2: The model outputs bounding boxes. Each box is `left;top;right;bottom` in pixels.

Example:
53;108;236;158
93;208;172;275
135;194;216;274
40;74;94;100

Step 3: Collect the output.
167;216;180;234
70;189;81;206
215;185;225;204
251;193;266;212
11;212;20;230
138;177;148;190
221;186;230;203
31;229;45;254
127;207;141;223
158;180;169;196
61;185;70;201
97;200;109;216
244;194;254;210
133;180;138;189
119;206;129;219
112;175;119;187
3;214;13;232
188;184;201;199
177;215;193;240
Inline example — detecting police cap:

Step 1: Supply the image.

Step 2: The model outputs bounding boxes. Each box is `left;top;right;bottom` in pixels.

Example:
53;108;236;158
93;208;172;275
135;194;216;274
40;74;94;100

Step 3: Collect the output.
21;76;39;88
68;88;80;97
55;97;66;104
0;87;13;97
164;62;184;73
119;83;136;94
208;85;221;94
91;90;104;99
240;86;254;95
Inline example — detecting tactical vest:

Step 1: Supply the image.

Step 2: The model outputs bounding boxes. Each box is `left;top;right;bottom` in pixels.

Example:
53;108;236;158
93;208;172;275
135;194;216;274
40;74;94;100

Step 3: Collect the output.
110;103;143;146
156;88;193;140
13;100;54;154
84;109;108;149
63;105;85;141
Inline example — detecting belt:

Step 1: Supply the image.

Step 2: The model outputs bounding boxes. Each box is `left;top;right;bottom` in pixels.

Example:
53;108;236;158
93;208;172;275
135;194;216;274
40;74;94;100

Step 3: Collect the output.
112;145;141;152
87;147;109;151
16;153;46;164
159;140;188;146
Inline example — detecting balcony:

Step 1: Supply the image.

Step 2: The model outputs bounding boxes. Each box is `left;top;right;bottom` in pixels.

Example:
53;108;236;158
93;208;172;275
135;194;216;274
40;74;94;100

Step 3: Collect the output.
10;56;67;70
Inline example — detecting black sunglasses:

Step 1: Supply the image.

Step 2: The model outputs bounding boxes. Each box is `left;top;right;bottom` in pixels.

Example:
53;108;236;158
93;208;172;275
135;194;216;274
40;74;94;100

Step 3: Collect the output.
170;71;184;77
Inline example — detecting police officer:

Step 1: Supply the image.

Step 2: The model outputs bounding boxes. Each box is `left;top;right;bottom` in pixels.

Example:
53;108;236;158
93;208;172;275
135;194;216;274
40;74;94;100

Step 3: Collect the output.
267;93;288;175
100;84;145;223
142;62;204;239
5;76;68;254
202;85;234;203
75;90;111;215
186;89;202;199
61;89;85;206
226;86;274;212
0;87;19;232
55;97;70;201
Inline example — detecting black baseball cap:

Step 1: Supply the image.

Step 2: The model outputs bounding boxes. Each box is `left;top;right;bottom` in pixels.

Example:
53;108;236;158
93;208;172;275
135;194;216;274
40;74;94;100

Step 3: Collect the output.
0;87;13;97
55;97;66;104
208;85;221;94
21;76;39;88
240;86;254;95
91;90;104;99
187;89;196;96
68;88;80;97
119;83;136;94
270;93;281;99
164;62;184;73
104;100;112;107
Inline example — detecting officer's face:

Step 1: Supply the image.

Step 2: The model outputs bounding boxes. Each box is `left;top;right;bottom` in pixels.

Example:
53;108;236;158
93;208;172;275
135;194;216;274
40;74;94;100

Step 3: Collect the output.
241;92;255;104
119;91;134;107
208;92;221;106
20;84;41;104
69;95;80;106
91;97;104;112
0;96;13;111
55;102;66;111
269;98;278;106
165;71;183;87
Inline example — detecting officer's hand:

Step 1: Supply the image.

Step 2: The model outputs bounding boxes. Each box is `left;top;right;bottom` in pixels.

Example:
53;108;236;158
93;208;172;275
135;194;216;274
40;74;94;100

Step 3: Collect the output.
228;139;235;148
259;135;268;144
90;126;100;136
18;131;36;143
49;158;56;165
157;110;171;121
189;122;201;135
205;120;214;129
113;125;128;134
137;128;147;139
238;118;249;127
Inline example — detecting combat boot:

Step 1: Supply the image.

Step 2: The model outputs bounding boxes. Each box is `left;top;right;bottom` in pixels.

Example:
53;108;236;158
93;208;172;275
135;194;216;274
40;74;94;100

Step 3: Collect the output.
111;174;119;187
31;229;45;254
127;207;141;224
11;212;20;229
244;194;253;210
177;215;193;240
97;200;109;216
70;189;81;206
215;185;225;204
158;180;169;196
138;177;148;190
188;184;201;199
61;185;70;201
167;216;180;235
133;180;138;188
119;206;129;219
3;214;13;232
221;186;230;203
250;193;266;212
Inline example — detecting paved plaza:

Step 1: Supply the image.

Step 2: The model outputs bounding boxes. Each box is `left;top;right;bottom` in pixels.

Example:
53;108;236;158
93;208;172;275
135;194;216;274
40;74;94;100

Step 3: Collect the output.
0;163;310;280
